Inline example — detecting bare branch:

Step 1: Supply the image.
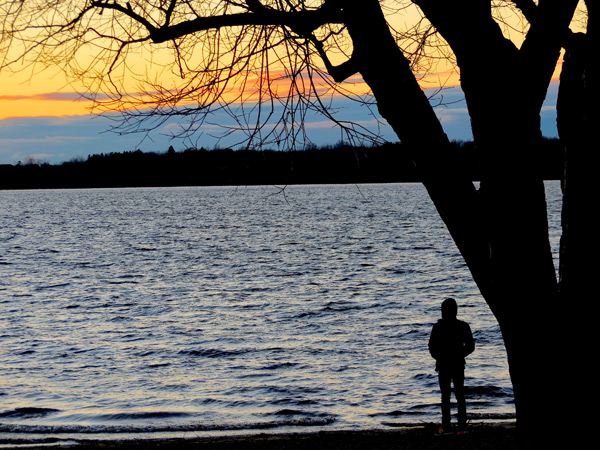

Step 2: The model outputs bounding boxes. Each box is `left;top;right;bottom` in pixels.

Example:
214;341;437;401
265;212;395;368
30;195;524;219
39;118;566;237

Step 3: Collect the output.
87;1;343;44
0;1;584;152
90;1;159;36
511;0;538;23
309;34;357;83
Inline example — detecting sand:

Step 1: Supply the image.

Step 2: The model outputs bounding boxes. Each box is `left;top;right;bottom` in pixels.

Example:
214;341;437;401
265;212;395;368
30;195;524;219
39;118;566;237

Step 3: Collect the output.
4;423;519;450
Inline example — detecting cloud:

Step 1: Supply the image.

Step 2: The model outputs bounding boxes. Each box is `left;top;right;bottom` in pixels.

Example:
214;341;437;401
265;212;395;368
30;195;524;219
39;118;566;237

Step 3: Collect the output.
0;81;561;165
0;115;136;164
0;92;83;102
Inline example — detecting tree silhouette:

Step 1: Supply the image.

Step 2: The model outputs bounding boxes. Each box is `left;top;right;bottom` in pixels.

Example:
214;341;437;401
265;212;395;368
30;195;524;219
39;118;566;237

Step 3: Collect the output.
1;2;595;447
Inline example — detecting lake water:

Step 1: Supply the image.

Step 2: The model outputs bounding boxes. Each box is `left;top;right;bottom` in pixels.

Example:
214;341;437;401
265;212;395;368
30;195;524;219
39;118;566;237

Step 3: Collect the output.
0;182;562;445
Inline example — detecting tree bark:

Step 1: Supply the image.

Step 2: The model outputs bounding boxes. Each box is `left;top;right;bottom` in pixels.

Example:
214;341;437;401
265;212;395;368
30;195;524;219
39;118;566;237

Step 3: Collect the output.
556;5;599;440
343;1;577;447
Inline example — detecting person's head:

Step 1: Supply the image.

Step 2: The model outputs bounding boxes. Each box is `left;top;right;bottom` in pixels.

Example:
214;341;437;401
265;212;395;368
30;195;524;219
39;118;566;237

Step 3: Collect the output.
441;297;457;319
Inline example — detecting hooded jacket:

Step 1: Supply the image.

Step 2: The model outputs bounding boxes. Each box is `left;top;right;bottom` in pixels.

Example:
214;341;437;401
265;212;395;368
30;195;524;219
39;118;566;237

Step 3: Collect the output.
428;299;475;371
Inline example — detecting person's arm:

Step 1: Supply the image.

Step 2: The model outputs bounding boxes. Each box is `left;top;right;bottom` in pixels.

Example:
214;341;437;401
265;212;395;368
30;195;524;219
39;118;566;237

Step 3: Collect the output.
429;323;441;361
463;323;475;357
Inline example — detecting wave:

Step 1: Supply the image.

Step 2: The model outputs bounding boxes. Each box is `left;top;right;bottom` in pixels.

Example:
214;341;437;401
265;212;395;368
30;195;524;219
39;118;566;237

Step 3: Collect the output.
466;385;513;398
469;412;517;420
269;409;331;418
177;348;248;358
97;412;192;421
262;362;298;370
370;409;431;418
0;408;60;419
0;416;336;435
0;184;522;437
34;283;71;291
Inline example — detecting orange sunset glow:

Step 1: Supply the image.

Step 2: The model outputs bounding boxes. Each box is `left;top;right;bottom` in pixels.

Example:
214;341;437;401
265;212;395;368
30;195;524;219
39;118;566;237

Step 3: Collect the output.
0;0;573;123
0;62;565;122
0;66;459;122
0;1;578;166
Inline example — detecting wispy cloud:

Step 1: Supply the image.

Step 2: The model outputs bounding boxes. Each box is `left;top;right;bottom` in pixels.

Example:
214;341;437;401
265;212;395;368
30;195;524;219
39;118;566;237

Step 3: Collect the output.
0;82;561;165
0;135;97;145
0;92;84;102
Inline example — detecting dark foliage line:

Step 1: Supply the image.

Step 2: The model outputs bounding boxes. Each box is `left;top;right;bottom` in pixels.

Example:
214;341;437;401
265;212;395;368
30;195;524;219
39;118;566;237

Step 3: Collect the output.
0;140;563;190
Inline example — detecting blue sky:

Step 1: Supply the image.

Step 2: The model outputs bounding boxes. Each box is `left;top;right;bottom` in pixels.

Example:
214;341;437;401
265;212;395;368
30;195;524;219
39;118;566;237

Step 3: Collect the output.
0;82;560;166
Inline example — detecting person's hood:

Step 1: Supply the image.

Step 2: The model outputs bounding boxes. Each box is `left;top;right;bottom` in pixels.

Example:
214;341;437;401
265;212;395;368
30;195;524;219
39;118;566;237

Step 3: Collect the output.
441;298;457;320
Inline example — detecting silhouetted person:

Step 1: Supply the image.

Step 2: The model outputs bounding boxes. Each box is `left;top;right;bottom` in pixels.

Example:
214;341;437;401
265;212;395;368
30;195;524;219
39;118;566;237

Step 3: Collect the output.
428;297;475;432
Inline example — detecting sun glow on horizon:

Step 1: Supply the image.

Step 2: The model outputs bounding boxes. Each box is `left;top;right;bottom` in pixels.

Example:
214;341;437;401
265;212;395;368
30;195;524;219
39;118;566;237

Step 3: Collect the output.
0;0;576;123
0;67;564;123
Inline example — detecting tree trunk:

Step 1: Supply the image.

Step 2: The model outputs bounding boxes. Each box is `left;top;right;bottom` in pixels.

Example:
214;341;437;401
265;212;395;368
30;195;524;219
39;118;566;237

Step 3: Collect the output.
342;0;491;295
557;26;599;446
343;2;570;447
466;96;560;450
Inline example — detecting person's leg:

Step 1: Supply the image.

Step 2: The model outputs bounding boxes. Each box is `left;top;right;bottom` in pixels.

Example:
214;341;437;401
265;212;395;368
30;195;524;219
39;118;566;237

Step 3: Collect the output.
453;369;467;429
438;370;452;429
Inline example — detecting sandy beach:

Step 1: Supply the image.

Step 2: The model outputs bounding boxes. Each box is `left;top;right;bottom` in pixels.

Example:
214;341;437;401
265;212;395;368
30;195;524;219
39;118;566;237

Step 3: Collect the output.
4;423;519;450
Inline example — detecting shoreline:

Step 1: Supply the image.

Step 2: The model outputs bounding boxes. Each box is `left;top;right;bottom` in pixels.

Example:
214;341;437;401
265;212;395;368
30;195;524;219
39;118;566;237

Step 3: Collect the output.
1;423;519;450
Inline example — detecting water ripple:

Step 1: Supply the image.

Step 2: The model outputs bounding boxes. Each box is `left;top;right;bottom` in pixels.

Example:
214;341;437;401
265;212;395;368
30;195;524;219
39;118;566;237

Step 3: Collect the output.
0;183;561;437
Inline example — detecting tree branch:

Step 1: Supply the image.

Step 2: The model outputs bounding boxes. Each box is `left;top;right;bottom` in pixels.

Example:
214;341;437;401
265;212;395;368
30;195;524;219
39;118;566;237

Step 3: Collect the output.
511;0;538;24
310;35;358;83
518;0;579;105
90;1;158;35
164;0;178;27
90;1;344;44
412;0;518;69
520;0;579;52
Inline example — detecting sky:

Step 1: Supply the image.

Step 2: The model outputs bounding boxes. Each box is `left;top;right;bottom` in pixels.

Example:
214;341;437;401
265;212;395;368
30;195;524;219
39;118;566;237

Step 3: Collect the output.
0;1;568;166
0;77;562;166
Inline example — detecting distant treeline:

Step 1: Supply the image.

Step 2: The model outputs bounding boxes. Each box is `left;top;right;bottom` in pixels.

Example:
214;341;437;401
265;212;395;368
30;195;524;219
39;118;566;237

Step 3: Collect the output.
0;140;563;190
